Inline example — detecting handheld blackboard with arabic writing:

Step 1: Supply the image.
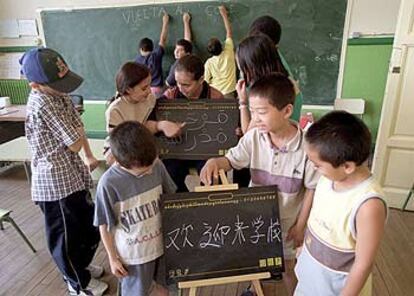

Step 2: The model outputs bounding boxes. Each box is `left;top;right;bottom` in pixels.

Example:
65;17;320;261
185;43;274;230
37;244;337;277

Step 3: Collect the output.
161;185;284;285
155;99;239;160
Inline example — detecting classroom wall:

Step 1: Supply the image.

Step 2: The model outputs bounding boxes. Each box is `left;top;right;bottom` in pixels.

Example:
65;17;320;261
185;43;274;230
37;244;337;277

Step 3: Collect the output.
0;0;401;141
348;0;400;36
0;0;192;46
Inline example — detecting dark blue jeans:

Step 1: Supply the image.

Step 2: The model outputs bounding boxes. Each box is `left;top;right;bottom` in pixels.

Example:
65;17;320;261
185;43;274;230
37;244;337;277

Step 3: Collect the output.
37;190;100;292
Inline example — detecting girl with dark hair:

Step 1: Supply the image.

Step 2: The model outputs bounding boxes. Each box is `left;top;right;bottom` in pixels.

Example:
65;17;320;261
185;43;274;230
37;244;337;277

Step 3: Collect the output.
104;62;183;164
236;35;292;133
233;35;300;189
236;34;301;133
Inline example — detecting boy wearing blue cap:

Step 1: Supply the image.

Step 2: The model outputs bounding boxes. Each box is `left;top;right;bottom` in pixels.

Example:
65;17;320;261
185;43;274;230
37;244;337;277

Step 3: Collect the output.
20;47;108;296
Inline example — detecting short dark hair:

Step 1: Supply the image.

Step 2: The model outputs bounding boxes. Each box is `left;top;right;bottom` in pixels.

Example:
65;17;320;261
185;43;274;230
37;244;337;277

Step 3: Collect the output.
237;35;288;85
207;38;223;56
176;39;193;54
175;54;204;80
139;38;154;52
249;73;295;111
109;121;157;169
305;111;372;168
249;15;282;45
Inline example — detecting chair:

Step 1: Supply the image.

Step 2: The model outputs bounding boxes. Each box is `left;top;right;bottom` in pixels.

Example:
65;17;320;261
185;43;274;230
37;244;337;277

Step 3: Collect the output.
0;208;36;253
70;94;84;115
402;183;414;212
334;98;365;118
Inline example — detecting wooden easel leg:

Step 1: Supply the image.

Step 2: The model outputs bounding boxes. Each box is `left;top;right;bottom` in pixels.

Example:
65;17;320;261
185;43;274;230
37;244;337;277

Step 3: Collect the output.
189;287;197;296
252;280;264;296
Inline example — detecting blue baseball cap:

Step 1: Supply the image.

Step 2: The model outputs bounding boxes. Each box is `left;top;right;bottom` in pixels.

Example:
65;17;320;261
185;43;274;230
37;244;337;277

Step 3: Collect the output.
20;47;83;93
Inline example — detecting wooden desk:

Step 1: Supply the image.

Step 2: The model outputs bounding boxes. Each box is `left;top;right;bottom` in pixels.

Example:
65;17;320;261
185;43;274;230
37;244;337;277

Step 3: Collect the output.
0;136;107;183
0;105;26;122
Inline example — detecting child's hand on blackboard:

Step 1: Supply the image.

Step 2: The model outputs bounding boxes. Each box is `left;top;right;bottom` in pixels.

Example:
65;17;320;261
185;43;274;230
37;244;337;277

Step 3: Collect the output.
109;256;128;278
219;5;228;17
162;12;169;24
158;120;185;138
183;12;191;23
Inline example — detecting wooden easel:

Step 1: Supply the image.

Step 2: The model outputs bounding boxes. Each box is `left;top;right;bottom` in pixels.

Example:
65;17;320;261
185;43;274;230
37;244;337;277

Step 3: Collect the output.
177;170;270;296
178;272;270;296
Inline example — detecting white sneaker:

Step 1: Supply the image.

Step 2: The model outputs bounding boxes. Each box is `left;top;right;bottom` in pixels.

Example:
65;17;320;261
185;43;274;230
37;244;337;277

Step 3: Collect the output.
87;264;105;278
67;278;109;296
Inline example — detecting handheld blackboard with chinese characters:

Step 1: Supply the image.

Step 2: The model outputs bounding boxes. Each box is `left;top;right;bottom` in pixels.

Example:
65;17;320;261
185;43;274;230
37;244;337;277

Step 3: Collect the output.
161;186;284;285
155;99;239;160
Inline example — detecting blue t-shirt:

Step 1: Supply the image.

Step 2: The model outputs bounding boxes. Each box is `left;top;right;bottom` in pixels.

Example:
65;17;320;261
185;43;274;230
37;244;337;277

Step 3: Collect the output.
166;60;178;86
135;46;165;87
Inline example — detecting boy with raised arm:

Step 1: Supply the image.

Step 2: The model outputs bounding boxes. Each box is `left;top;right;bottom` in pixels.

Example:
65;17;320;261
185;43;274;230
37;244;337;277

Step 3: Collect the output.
166;12;193;87
204;5;237;98
135;12;169;96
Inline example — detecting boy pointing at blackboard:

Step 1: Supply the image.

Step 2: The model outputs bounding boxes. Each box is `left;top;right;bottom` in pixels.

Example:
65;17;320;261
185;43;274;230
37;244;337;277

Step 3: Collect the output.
200;73;319;295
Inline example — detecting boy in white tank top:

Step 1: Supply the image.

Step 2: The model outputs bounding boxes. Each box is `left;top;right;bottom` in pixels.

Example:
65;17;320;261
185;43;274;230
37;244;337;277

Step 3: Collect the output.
295;111;388;296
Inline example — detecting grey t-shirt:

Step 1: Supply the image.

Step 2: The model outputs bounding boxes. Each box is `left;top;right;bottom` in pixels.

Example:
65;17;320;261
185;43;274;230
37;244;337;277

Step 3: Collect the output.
94;159;177;265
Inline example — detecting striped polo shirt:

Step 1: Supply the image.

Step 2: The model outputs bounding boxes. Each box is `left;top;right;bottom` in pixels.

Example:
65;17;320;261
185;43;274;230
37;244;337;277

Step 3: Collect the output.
295;175;387;295
226;123;320;221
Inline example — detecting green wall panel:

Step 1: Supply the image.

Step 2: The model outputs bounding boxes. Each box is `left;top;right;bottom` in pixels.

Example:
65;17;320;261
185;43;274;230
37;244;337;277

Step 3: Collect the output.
83;103;107;138
341;43;392;141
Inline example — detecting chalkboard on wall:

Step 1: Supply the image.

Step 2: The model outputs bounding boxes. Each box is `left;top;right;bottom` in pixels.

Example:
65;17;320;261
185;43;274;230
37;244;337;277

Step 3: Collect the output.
161;185;284;284
155;99;239;160
40;0;346;104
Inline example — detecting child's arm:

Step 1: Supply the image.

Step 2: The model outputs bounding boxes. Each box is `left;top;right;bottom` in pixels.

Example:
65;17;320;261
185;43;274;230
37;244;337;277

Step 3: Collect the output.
341;199;386;296
68;126;98;171
159;12;169;48
145;120;184;137
219;6;232;39
99;225;129;278
200;157;232;185
67;136;83;153
77;127;99;171
183;12;192;42
236;79;250;134
287;188;315;247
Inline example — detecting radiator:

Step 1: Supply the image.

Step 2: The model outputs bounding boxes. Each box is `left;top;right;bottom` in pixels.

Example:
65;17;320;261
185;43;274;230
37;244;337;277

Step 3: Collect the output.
0;79;30;104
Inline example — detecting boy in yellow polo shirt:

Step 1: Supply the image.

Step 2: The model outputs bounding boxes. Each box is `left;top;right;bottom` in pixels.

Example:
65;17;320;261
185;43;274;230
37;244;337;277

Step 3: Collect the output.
204;5;237;98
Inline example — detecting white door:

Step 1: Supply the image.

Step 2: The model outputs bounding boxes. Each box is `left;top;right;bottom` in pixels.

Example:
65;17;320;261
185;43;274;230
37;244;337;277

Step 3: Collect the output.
372;0;414;209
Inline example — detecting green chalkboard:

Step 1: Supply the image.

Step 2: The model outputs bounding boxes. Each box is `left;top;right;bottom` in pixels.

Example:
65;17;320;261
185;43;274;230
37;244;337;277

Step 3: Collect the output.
40;0;346;104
